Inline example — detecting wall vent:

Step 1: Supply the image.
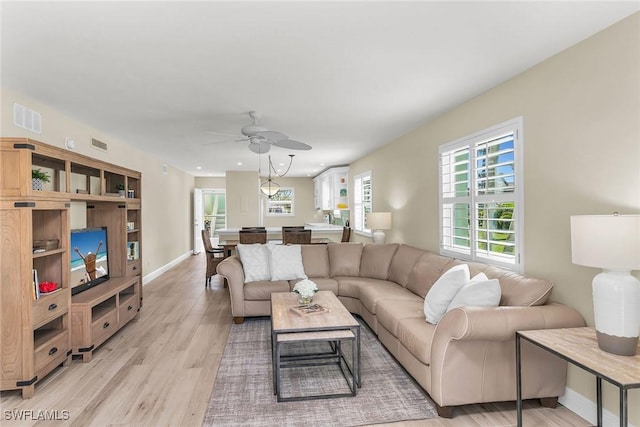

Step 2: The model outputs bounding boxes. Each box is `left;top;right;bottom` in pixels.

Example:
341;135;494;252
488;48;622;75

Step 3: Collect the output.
13;103;42;134
91;138;108;152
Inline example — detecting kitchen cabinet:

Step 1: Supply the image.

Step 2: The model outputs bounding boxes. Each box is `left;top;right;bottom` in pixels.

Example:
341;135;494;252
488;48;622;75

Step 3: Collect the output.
313;167;349;211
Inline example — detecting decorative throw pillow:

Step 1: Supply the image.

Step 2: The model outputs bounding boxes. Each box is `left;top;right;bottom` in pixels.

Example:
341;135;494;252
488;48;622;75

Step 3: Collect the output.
424;264;470;324
267;244;308;281
446;273;501;312
237;244;271;283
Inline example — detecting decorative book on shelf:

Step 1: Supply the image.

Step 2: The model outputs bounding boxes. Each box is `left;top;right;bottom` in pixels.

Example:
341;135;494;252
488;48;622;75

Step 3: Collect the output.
290;303;330;317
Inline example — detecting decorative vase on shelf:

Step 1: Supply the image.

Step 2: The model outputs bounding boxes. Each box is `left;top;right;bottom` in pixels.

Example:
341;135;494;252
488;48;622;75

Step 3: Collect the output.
32;178;43;191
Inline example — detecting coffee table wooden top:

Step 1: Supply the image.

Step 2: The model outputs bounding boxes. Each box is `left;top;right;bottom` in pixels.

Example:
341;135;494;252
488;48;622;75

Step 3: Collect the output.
271;291;359;333
518;327;640;387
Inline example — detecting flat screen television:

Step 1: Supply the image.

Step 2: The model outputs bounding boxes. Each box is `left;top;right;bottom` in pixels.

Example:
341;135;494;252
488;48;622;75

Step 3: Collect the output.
70;227;110;295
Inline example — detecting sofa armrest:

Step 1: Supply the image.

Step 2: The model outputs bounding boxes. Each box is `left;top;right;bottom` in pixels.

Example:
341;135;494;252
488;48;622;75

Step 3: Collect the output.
216;255;246;317
429;303;585;407
434;302;586;342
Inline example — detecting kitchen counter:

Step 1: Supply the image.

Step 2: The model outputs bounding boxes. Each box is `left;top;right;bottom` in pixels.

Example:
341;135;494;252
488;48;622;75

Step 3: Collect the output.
217;224;343;240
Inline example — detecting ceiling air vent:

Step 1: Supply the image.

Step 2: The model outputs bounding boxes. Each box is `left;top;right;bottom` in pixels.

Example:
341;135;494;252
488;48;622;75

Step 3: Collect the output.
91;138;108;152
13;102;42;134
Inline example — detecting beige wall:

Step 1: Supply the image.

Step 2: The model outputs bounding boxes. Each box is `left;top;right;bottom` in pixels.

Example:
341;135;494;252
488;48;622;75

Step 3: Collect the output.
224;172;322;228
0;87;195;278
350;13;639;422
194;176;226;189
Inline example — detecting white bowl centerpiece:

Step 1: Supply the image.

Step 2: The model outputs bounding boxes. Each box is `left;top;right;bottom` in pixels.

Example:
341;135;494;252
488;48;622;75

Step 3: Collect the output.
293;279;318;305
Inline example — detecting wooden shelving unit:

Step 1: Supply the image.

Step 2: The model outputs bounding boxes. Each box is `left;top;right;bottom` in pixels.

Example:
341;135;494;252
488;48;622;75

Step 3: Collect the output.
0;137;143;398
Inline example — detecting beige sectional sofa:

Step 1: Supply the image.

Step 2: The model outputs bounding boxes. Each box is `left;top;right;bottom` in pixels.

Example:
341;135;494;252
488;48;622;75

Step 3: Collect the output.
216;242;585;417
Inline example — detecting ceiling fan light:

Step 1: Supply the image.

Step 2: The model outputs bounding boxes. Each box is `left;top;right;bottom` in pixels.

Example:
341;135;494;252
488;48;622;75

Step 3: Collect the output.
242;124;268;137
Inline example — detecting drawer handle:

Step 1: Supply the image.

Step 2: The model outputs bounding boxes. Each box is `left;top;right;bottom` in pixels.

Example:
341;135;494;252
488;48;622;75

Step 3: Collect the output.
127;305;133;311
48;347;58;356
48;303;57;311
103;322;110;329
132;266;137;270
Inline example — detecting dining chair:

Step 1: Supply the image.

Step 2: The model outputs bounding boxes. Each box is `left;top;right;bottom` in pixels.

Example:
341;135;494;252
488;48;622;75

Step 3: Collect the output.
201;229;226;287
283;229;312;245
281;225;305;241
239;229;267;244
341;226;352;242
242;226;266;230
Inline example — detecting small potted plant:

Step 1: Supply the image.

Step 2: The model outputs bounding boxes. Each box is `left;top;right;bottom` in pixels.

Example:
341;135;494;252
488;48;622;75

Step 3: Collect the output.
116;183;126;197
31;168;50;191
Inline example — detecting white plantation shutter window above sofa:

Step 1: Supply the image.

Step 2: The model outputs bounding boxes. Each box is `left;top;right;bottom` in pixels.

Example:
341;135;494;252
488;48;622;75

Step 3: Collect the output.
439;117;524;272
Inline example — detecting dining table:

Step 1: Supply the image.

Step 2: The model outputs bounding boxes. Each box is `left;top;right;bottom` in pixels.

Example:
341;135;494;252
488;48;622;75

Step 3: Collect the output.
219;237;335;257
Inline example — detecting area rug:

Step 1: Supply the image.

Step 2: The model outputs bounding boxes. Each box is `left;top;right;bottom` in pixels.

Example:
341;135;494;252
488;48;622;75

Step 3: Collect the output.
203;317;438;426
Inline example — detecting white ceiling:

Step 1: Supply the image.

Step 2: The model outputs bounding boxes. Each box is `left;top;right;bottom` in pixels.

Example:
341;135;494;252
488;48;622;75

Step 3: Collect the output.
2;1;638;177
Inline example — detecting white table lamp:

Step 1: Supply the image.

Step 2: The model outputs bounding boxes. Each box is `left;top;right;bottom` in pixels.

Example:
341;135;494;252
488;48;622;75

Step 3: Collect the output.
570;213;640;356
366;212;392;244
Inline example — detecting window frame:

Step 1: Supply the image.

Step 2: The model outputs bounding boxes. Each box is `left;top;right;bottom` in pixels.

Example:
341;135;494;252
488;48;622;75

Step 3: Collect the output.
353;171;372;236
265;187;295;217
438;117;524;272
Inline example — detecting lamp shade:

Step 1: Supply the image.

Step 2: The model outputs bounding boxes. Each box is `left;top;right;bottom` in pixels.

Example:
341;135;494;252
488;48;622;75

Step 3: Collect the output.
570;214;640;270
260;179;280;197
366;212;392;230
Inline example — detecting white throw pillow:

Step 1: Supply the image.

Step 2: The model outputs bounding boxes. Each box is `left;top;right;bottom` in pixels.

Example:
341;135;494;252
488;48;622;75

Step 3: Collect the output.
237;244;271;283
267;244;308;281
446;273;502;312
424;264;470;324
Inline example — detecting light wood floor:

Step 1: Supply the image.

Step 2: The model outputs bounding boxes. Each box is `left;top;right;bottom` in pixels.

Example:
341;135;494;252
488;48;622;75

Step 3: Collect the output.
0;254;590;426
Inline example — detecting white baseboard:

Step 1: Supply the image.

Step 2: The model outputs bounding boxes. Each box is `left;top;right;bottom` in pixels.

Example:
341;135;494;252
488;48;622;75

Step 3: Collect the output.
141;251;192;286
560;386;635;427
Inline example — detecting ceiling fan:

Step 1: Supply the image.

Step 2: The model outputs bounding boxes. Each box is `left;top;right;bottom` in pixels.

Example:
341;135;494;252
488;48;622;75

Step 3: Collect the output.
209;111;312;154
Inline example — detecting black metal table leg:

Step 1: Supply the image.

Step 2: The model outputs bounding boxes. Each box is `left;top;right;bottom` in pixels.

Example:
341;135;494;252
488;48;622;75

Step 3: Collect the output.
516;333;523;427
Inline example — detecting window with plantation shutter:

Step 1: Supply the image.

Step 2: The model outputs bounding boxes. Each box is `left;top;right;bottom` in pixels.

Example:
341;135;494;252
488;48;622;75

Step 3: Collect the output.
439;117;523;271
353;172;372;234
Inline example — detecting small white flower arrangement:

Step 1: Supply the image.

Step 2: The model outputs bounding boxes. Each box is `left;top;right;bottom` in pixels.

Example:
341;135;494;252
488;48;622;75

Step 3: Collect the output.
293;279;318;300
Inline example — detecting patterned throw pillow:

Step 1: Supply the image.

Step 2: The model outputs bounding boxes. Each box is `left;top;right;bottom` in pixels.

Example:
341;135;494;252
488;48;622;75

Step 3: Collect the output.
267;244;308;281
237;244;271;283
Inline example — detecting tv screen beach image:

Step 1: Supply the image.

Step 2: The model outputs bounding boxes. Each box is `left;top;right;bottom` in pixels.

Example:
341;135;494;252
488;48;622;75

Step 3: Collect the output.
71;228;108;287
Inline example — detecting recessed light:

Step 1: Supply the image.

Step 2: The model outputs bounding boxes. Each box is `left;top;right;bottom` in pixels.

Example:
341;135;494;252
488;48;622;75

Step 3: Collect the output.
196;166;202;170
320;163;325;166
237;162;243;166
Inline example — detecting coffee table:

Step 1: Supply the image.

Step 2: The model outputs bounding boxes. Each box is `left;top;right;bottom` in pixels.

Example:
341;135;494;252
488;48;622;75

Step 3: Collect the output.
270;290;361;402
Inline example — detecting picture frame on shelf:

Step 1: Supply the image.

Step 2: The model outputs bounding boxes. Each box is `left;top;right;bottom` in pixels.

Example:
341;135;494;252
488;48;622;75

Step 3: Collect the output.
127;241;139;261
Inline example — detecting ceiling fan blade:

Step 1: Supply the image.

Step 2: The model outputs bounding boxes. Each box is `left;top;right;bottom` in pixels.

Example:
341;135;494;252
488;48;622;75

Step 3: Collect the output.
255;130;288;141
206;131;242;137
272;139;312;150
248;141;271;154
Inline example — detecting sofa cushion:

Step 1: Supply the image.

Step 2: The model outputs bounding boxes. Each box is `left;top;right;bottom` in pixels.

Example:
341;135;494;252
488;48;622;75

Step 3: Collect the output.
446;273;501;312
266;244;307;281
388;244;426;287
424;264;470;324
335;276;365;299
328;242;363;277
244;280;290;300
301;244;330;278
359;280;417;315
406;252;453;298
397;317;437;365
483;266;554;306
376;298;425;337
237;244;271;283
359;243;399;280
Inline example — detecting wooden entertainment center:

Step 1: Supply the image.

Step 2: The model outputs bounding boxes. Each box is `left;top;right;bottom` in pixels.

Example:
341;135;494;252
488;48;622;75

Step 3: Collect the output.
0;137;143;398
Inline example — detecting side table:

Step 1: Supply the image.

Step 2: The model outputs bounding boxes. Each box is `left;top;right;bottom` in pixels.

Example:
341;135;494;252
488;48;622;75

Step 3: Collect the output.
516;327;640;427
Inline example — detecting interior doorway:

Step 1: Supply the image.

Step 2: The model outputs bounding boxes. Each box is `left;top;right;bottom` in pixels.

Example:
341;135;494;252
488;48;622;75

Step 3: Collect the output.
194;188;226;254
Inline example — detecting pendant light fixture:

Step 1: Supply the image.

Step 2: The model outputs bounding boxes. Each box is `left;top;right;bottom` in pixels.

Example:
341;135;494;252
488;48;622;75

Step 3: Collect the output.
260;154;295;198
